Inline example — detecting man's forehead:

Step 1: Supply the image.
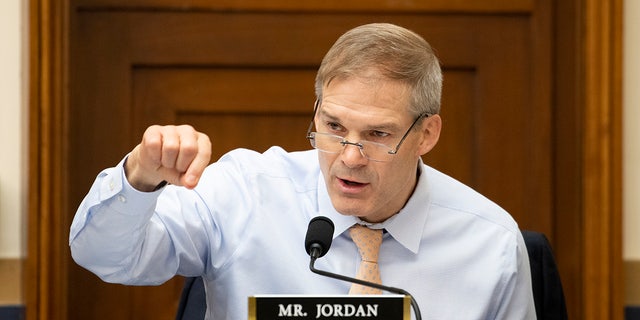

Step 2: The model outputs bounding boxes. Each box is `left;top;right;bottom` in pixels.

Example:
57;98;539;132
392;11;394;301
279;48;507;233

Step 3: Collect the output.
316;104;406;130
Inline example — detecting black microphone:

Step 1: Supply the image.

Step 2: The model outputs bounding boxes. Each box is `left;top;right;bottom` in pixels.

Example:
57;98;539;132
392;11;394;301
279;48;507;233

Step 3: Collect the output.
305;216;334;259
304;216;422;320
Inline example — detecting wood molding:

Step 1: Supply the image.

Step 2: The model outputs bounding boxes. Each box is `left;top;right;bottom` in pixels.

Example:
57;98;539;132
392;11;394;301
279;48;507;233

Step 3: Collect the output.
26;0;70;319
582;0;624;319
74;0;534;13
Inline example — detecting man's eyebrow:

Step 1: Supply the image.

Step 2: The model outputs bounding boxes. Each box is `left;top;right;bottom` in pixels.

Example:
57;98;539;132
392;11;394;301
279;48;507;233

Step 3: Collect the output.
317;108;339;122
367;122;402;133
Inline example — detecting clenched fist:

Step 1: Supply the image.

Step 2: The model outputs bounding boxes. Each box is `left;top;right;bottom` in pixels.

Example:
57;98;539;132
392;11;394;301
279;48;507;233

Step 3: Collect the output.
125;125;212;192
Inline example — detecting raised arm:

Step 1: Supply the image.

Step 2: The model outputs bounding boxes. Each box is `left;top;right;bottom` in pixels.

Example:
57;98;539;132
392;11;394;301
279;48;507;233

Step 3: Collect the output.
69;124;213;284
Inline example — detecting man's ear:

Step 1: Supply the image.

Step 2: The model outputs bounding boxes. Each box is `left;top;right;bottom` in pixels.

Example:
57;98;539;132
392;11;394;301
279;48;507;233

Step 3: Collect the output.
417;114;442;156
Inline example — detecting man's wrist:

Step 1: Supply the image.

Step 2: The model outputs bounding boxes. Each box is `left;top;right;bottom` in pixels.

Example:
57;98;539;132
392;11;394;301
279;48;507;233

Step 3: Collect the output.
123;155;163;192
152;180;168;191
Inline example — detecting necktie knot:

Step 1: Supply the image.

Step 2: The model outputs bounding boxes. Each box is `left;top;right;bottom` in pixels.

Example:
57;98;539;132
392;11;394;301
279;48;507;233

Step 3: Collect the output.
350;224;383;262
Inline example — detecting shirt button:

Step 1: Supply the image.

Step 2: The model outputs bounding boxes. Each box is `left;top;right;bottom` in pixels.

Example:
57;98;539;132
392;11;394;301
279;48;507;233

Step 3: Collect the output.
109;180;115;191
117;194;127;203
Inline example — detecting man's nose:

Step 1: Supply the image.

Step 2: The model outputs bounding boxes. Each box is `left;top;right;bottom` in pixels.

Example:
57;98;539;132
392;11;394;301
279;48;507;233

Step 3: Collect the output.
340;141;368;167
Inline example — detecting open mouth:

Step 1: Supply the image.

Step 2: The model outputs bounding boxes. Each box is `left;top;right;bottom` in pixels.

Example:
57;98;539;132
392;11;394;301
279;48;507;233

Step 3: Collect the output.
340;178;365;186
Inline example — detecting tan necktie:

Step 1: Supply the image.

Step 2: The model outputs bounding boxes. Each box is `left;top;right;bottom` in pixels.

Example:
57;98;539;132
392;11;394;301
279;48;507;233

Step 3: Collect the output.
348;224;384;294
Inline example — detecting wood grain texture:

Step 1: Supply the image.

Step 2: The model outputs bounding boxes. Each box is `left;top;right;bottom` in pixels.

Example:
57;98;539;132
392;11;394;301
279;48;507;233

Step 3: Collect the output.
25;0;623;319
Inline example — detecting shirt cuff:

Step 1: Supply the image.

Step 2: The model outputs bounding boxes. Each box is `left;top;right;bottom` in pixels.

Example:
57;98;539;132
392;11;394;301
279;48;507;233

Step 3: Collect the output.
104;155;165;216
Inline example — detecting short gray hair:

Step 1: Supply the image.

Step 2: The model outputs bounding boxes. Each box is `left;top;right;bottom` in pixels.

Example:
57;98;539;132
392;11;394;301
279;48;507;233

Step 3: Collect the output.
315;23;442;116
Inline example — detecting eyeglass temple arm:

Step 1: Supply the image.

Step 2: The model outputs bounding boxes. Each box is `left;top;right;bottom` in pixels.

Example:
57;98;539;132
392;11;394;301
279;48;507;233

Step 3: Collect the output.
387;113;431;155
306;100;320;138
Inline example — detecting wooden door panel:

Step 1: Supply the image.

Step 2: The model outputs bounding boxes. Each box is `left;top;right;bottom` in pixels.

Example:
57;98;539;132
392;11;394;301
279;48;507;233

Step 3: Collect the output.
179;113;311;161
132;68;317;160
69;8;552;320
427;70;476;187
133;69;316;113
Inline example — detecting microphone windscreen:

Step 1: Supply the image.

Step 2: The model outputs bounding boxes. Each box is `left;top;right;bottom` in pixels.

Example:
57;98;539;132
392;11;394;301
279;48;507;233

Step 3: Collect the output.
305;216;335;257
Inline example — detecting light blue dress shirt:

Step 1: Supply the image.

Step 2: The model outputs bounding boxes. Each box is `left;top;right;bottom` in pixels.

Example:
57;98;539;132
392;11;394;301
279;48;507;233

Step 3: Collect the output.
70;147;536;319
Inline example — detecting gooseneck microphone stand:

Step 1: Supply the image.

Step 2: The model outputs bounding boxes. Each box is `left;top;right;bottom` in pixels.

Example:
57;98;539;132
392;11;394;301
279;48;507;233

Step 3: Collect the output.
308;243;423;320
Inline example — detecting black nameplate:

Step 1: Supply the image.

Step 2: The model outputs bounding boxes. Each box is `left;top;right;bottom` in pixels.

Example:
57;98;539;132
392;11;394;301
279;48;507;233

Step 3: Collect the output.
248;295;409;320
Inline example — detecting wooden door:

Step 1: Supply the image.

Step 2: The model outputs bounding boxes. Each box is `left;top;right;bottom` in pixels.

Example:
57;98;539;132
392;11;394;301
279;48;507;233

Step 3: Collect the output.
26;0;623;319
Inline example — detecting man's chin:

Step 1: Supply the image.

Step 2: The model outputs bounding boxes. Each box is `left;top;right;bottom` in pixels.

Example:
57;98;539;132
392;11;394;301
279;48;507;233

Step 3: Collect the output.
331;201;368;218
336;209;366;217
328;192;375;218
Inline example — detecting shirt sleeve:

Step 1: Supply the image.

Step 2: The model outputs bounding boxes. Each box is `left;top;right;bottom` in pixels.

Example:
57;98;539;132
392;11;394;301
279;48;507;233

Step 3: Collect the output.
68;156;201;285
494;230;538;319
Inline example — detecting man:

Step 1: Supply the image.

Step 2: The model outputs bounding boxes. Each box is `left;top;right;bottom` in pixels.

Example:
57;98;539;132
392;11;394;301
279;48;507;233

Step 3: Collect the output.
70;23;536;319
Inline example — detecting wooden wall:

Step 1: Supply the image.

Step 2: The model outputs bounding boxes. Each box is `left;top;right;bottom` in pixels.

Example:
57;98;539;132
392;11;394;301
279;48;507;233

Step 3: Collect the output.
26;0;623;319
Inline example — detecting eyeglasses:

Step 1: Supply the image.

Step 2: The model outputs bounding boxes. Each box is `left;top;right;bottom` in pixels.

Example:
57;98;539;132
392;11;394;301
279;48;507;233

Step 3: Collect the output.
305;101;431;162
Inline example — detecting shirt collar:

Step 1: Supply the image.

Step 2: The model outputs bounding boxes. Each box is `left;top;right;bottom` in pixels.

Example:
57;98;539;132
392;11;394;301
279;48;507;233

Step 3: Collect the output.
316;161;431;254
